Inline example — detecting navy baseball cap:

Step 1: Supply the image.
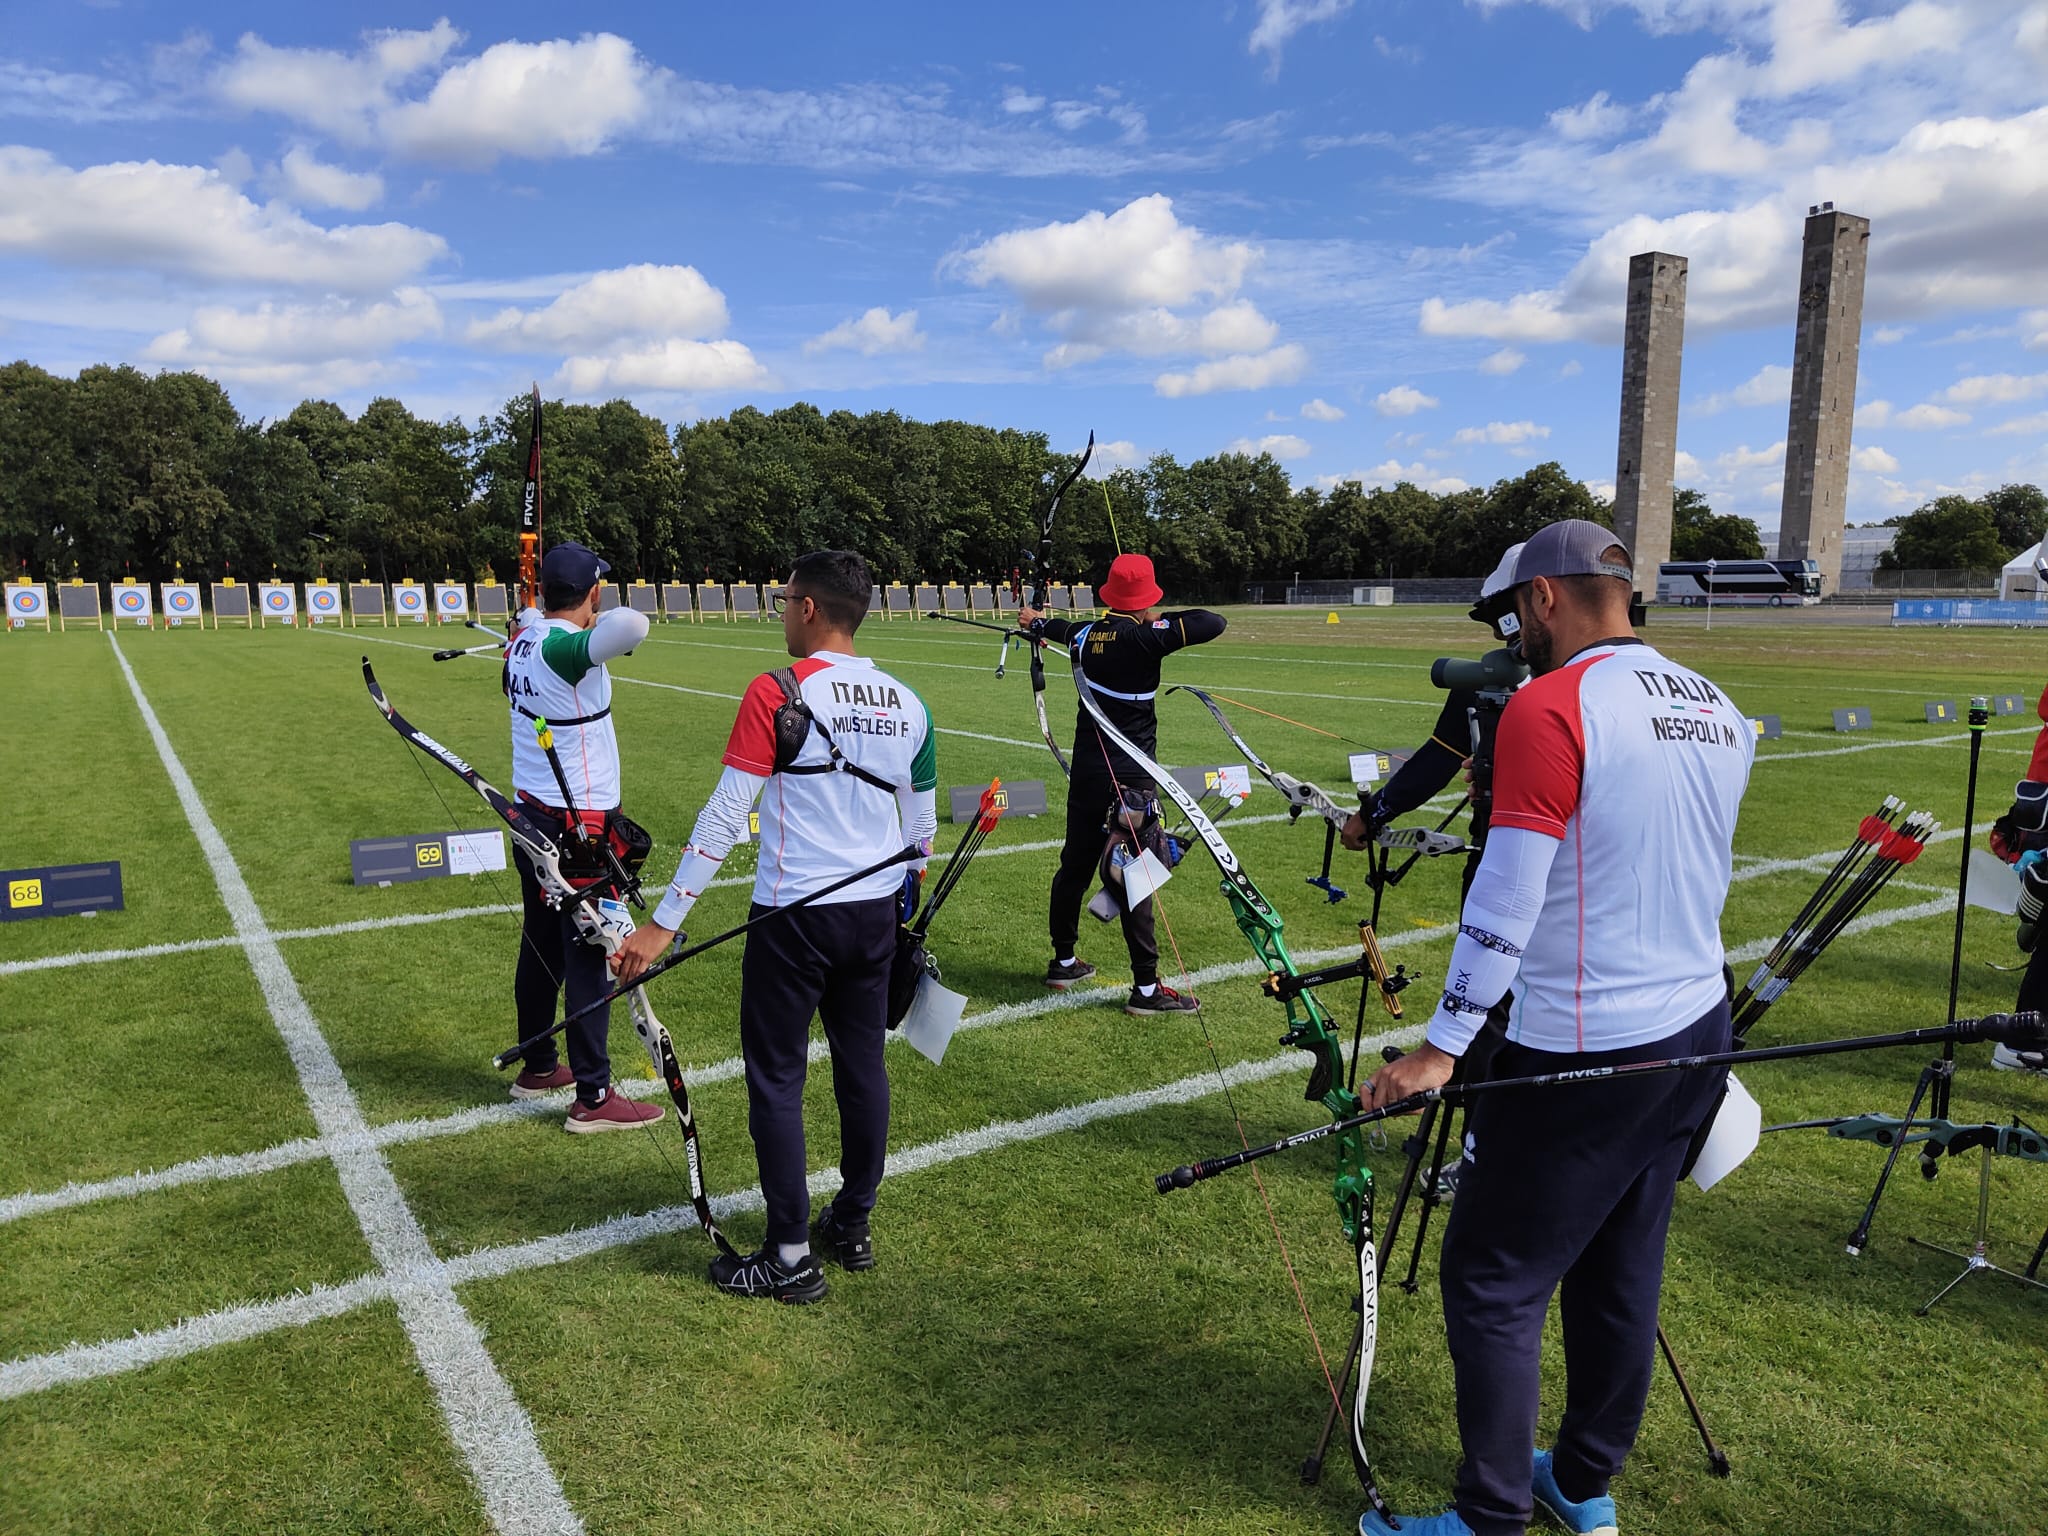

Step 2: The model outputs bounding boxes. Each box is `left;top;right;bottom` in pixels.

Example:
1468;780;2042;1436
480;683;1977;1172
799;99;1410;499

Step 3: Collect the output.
539;541;609;590
1511;520;1632;584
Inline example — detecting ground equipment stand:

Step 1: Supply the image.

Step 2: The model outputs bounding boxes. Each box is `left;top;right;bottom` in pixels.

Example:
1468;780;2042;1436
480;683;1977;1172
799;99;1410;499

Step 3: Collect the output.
1907;1141;2048;1314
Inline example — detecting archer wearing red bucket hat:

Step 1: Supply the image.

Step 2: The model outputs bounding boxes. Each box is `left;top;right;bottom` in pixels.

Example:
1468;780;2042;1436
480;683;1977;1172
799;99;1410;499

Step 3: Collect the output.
1017;553;1225;1016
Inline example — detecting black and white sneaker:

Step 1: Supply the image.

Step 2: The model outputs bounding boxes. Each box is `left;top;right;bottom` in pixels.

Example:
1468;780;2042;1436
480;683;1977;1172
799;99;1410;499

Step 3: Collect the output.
1993;1043;2048;1076
1125;982;1200;1016
708;1246;828;1304
1045;957;1098;990
810;1206;876;1272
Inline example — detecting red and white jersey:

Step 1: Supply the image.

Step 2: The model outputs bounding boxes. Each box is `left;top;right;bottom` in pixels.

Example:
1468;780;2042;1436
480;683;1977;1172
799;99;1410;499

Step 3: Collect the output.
1491;639;1753;1051
724;651;937;908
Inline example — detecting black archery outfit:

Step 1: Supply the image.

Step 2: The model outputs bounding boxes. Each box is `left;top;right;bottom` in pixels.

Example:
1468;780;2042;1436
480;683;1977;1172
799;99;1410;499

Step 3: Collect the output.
1036;608;1227;986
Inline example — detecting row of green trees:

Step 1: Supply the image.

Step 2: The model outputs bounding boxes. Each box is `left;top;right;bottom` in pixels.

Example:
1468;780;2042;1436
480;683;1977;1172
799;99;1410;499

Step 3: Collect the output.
4;362;1784;596
1875;485;2048;571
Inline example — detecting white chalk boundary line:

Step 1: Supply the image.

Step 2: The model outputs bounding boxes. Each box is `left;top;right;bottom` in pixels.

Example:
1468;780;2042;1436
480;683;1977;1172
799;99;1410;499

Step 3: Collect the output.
0;1028;1423;1403
0;823;1953;1232
0;854;1971;1408
102;635;583;1536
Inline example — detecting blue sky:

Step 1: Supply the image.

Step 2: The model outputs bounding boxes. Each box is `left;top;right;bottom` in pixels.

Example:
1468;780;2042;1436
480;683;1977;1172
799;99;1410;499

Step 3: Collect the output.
3;1;2045;538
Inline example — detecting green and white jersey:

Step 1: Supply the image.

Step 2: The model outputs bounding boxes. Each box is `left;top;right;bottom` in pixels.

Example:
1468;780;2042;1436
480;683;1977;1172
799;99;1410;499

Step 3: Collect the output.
505;616;621;810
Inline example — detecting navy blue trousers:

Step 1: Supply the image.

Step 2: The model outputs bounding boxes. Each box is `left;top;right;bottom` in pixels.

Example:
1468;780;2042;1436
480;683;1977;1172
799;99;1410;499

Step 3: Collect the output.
1439;1000;1730;1536
513;843;612;1104
738;895;897;1246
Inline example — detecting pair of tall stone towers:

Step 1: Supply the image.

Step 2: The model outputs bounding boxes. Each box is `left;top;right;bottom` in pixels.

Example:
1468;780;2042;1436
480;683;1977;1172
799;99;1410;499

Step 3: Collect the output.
1610;206;1869;592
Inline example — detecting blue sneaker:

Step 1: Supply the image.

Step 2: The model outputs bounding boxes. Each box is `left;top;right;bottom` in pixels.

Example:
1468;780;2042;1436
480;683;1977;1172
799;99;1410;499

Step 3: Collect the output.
1360;1509;1474;1536
1533;1449;1619;1536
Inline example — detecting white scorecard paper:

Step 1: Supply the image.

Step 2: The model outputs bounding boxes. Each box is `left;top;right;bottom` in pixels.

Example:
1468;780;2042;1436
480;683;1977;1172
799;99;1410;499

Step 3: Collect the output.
1966;848;2022;916
1689;1072;1761;1192
445;830;507;877
899;973;968;1065
1120;847;1173;906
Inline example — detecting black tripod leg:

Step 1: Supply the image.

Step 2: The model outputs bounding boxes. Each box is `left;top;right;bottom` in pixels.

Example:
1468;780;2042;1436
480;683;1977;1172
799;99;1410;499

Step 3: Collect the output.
2027;1222;2048;1282
1300;1102;1439;1485
1656;1323;1730;1477
1401;1102;1462;1293
1846;1063;1936;1256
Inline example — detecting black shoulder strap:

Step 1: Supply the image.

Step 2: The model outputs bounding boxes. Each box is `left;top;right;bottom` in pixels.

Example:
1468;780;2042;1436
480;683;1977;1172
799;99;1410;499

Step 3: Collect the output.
769;666;899;794
513;702;612;728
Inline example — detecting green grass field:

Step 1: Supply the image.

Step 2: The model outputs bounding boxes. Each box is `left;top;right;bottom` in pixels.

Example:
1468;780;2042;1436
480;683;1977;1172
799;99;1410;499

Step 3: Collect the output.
3;606;2046;1536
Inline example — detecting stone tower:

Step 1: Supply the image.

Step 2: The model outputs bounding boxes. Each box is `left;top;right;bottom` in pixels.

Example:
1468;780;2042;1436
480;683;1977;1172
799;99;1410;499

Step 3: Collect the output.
1613;252;1688;578
1778;204;1869;593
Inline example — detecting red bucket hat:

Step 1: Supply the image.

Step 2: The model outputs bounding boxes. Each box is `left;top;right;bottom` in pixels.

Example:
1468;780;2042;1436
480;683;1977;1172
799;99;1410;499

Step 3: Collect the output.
1099;553;1164;612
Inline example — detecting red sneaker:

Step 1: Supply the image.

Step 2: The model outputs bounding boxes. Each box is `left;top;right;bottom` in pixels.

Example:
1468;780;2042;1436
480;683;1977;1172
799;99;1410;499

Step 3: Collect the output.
509;1063;575;1100
565;1086;664;1134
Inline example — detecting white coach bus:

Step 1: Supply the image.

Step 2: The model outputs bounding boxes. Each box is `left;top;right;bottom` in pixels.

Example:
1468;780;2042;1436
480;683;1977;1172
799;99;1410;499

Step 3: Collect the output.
1656;559;1822;606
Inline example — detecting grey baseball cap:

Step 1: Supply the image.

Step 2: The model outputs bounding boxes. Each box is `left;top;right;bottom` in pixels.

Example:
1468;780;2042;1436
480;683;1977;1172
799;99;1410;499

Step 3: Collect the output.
1510;519;1633;584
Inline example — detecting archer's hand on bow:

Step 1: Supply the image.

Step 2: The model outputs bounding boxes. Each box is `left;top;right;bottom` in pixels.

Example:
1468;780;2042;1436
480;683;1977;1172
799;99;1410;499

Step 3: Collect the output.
1365;1040;1455;1112
1015;605;1046;627
611;922;676;984
1341;791;1386;853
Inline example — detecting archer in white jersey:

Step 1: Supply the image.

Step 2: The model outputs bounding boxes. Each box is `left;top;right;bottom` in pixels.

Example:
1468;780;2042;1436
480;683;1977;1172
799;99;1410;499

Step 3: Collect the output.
1357;520;1750;1536
501;541;661;1135
612;552;937;1304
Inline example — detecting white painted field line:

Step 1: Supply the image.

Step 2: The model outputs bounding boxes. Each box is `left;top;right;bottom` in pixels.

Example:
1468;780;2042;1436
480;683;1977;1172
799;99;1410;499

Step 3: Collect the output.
103;635;582;1536
0;878;1964;1395
0;803;1907;1227
1755;725;2036;764
0;905;521;978
0;1024;1423;1402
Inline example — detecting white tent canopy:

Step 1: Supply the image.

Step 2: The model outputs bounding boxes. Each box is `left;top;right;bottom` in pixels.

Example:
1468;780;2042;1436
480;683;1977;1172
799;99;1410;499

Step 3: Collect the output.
2000;539;2047;600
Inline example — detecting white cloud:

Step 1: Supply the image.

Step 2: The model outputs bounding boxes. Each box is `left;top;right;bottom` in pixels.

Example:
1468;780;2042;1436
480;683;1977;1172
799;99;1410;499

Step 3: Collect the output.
1044;298;1279;368
0;147;444;291
1987;410;2048;437
1549;90;1630;141
1478;347;1526;376
804;306;926;357
147;287;442;364
1713;441;1786;473
1897;402;1972;429
1559;358;1583;378
1872;325;1910;344
1694;362;1792;414
1154;343;1308;397
1582;478;1616;503
1673;449;1703;479
1249;0;1354;71
2026;310;2048;350
952;195;1253;314
467;264;729;350
1853;399;1892;428
213;20;460;143
383;34;654;165
1228;433;1312;459
1373;383;1439;416
1081;439;1141;476
557;338;766;395
1318;460;1468;494
1001;88;1044;114
274;146;383;211
1301;397;1346;422
1452;419;1550;445
1941;371;2048;405
1851;444;1899;473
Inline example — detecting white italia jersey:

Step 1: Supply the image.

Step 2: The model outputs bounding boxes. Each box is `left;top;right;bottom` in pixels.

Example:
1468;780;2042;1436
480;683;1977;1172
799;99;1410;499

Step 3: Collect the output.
1490;639;1753;1051
725;652;937;907
504;617;621;810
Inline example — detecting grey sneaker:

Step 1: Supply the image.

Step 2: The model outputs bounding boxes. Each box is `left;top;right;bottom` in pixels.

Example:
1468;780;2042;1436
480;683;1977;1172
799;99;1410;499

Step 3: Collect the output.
1045;957;1098;990
1125;982;1200;1016
1993;1042;2048;1076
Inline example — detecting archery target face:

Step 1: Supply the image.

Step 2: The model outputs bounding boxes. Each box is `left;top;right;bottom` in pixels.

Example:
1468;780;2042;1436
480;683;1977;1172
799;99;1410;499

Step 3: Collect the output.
164;585;198;615
395;586;427;613
9;585;46;617
116;587;150;616
308;586;340;614
263;587;293;612
436;585;466;613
